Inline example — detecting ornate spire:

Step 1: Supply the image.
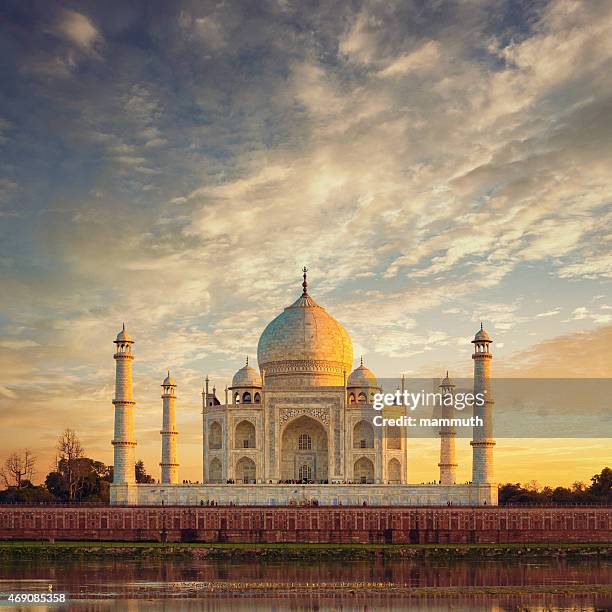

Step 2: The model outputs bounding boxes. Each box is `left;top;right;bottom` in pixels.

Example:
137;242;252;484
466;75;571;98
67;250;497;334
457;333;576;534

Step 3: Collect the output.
302;266;308;295
246;356;249;367
122;322;125;331
360;355;363;367
480;321;483;331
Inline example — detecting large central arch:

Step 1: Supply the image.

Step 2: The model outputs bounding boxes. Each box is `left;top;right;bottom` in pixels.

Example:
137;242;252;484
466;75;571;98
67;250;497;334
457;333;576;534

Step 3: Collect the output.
280;415;328;482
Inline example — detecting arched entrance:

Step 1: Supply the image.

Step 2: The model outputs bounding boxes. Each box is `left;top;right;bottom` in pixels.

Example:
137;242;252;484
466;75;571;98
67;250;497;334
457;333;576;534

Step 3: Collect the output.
236;456;256;483
281;415;328;482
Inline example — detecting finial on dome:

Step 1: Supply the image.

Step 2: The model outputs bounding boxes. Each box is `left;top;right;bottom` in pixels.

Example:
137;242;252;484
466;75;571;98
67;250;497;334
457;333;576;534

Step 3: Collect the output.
246;356;249;366
122;322;125;331
360;355;363;367
302;266;308;295
446;370;449;378
480;321;483;331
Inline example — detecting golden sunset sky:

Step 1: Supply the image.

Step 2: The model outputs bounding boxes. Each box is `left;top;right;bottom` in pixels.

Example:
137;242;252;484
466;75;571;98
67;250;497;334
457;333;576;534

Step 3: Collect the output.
0;1;610;487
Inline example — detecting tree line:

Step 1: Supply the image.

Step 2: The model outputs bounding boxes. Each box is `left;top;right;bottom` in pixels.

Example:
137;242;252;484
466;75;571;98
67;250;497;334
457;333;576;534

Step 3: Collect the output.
0;428;154;503
499;468;611;504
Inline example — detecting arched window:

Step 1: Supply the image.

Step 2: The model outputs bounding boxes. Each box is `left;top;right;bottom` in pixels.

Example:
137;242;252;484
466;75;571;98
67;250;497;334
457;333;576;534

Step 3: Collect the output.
254;392;261;403
298;433;312;450
234;392;240;404
348;393;356;404
357;392;367;403
242;391;251;403
298;464;312;481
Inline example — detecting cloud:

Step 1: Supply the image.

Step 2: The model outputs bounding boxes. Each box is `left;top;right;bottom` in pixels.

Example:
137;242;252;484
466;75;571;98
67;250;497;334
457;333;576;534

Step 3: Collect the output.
53;9;103;52
497;325;612;377
0;179;18;205
0;386;17;399
567;306;612;325
536;308;561;318
0;339;39;350
379;41;441;78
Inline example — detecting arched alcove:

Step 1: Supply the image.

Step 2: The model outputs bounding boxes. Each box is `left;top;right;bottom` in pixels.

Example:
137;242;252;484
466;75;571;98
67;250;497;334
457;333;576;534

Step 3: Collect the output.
353;420;374;449
235;420;256;449
208;421;222;450
354;457;374;483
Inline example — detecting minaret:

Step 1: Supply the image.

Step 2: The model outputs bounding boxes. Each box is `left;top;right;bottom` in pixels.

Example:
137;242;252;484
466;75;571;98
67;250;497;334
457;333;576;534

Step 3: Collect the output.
160;371;179;484
112;324;136;484
202;375;210;408
438;372;458;485
471;323;495;483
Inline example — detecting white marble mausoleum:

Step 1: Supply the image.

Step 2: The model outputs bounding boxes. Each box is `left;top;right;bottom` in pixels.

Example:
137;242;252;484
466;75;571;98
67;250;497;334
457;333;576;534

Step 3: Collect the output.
110;270;497;506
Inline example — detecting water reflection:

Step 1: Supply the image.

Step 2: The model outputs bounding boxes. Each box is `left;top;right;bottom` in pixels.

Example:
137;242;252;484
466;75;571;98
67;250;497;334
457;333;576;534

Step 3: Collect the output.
0;556;609;611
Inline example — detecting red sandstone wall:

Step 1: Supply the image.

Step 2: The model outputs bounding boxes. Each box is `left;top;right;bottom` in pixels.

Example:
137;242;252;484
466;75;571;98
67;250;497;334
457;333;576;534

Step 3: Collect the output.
0;506;610;544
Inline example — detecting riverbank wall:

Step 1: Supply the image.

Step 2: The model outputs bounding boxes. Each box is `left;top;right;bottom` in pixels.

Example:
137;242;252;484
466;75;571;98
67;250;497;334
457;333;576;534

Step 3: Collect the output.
0;505;610;544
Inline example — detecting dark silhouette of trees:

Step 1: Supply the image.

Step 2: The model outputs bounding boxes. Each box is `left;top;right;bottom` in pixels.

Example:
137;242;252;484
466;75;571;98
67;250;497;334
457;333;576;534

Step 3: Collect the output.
46;458;113;502
135;460;154;483
500;467;612;504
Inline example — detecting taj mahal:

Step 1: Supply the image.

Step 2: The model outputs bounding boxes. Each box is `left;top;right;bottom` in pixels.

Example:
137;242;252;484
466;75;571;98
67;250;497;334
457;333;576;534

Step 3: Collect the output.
110;270;497;506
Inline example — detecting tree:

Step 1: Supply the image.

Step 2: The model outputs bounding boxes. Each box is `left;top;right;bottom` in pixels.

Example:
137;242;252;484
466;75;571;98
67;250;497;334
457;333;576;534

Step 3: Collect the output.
0;481;56;503
45;458;112;502
135;460;154;483
0;449;36;488
45;471;67;499
589;467;611;500
56;429;84;501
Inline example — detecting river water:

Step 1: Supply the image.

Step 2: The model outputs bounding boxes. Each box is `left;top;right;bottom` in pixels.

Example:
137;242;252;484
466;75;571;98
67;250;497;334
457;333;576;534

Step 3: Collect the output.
0;555;610;610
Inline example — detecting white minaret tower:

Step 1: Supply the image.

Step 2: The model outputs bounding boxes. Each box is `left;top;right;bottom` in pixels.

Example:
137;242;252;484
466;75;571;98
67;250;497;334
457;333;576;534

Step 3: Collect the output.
160;371;179;484
471;323;495;484
438;372;458;485
112;324;136;484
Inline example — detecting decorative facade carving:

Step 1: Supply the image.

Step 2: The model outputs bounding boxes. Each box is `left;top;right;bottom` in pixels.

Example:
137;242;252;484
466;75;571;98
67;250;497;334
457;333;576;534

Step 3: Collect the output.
279;407;329;426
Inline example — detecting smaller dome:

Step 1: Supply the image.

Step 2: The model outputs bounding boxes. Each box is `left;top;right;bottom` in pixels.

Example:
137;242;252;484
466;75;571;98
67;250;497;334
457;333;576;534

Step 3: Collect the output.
473;323;491;342
231;358;262;388
116;323;132;343
439;371;455;388
348;358;378;388
162;371;175;386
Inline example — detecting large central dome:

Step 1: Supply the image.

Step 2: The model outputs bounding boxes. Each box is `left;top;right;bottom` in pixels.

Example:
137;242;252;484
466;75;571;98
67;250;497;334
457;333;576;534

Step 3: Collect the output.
257;272;353;387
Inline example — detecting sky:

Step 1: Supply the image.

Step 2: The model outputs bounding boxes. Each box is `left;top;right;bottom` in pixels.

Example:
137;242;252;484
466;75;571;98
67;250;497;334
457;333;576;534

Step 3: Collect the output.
0;0;610;487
